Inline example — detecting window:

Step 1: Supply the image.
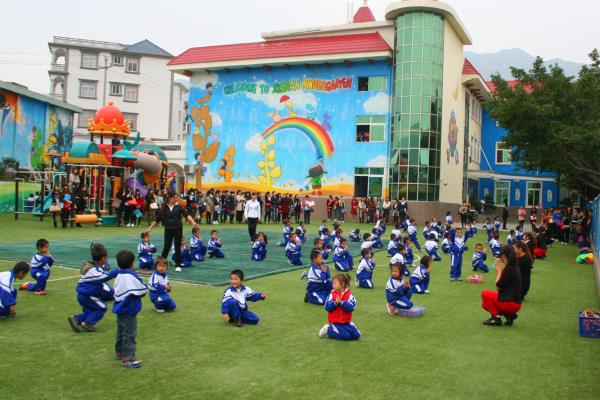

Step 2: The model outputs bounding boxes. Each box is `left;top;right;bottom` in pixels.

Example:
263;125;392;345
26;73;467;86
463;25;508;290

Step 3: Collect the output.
123;113;138;131
81;52;98;69
79;80;97;98
78;109;96;128
471;98;482;124
356;115;386;142
469;136;480;163
124;85;139;102
495;141;512;165
494;181;509;206
354;167;384;197
357;76;387;92
109;82;122;96
112;55;123;66
527;181;542;207
126;57;140;73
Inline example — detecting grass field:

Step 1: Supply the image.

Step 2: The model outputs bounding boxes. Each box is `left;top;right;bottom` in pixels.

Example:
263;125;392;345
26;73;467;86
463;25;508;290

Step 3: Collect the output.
0;213;599;400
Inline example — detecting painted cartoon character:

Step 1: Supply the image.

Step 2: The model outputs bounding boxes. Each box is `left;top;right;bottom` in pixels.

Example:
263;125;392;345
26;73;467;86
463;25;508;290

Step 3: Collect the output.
268;109;282;123
447;110;459;165
190;82;220;188
279;95;296;118
306;160;326;195
29;126;44;169
305;104;317;120
321;112;332;132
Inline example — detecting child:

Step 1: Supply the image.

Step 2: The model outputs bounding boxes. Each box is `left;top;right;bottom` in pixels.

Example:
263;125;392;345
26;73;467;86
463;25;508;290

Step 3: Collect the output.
483;219;494;241
449;228;468;281
445;211;453;227
0;261;30;318
68;244;119;332
349;228;361;242
148;257;176;312
305;250;332;305
297;222;307;243
410;255;431;294
333;238;354;271
391;224;402;238
507;229;515;246
441;232;451;254
356;248;375;288
190;227;207;262
113;250;148;368
515;226;524;242
313;237;330;261
318;274;360;341
251;232;267;261
361;232;376;250
374;219;386;236
320;228;333;250
20;239;54;295
318;220;327;236
332;229;343;249
472;244;489;273
465;223;477;240
390;245;410;277
494;216;501;233
422;221;431;241
370;228;383;249
173;237;192;269
386;264;414;315
280;219;293;247
403;236;415;266
285;232;303;266
387;233;399;256
407;219;421;251
138;232;157;270
425;233;442;261
208;230;225;258
221;269;266;327
489;232;502;258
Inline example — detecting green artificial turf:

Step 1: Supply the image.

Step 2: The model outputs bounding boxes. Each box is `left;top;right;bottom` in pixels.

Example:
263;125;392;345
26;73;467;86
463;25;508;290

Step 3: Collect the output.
0;213;599;400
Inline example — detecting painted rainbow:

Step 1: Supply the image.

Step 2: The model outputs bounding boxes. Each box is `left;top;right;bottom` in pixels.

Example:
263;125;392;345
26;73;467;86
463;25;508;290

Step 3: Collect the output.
261;117;334;159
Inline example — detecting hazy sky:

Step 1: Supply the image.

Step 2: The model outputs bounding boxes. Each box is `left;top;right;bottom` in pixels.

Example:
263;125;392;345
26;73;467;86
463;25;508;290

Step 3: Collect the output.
1;0;598;94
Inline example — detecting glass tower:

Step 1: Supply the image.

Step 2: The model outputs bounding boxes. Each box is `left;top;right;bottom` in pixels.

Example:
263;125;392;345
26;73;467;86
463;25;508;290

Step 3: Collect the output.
389;11;444;201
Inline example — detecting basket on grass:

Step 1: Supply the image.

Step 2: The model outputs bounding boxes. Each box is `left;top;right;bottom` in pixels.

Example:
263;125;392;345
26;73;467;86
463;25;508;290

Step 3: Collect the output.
579;309;600;338
398;306;425;318
468;274;483;284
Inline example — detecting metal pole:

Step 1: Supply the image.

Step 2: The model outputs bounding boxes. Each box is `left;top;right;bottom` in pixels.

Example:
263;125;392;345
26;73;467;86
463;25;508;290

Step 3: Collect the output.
14;162;19;220
102;56;108;105
40;163;46;222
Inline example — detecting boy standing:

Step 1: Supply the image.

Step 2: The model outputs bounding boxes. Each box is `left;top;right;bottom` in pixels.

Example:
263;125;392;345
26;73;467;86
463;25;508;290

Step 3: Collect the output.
113;250;147;368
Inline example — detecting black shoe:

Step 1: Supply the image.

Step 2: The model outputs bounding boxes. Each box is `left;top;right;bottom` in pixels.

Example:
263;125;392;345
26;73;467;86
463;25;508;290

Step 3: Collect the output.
483;317;502;326
67;315;81;332
304;292;309;303
80;322;96;332
234;318;242;327
505;314;518;326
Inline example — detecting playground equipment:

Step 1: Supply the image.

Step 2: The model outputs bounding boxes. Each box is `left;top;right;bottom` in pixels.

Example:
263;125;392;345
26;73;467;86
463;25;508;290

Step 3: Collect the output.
14;101;169;223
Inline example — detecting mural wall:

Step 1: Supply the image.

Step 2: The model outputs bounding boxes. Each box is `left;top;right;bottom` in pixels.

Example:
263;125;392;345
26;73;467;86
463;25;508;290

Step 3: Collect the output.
0;89;74;170
187;61;391;196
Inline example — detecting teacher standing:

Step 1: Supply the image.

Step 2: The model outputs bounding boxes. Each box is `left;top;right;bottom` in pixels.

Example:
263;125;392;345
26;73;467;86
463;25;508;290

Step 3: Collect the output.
245;192;261;242
146;192;197;272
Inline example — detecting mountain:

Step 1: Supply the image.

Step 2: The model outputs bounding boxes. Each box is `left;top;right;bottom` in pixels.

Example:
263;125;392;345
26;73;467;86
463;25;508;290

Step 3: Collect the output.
465;48;584;80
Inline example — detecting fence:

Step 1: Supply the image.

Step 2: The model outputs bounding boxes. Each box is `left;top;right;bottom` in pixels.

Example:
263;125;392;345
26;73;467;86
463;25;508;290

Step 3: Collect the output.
592;196;600;254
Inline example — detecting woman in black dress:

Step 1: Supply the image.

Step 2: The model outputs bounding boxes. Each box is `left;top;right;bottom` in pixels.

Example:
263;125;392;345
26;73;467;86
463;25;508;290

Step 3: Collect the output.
513;241;533;298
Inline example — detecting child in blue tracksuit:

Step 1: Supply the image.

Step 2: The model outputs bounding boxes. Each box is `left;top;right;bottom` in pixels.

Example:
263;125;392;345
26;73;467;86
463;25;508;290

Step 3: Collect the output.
333;239;354;271
190;227;207;262
138;232;157;270
112;250;148;368
483;219;494;241
472;243;489;272
349;228;361;242
410;255;432;294
375;219;387;236
313;237;330;261
425;233;442;261
441;232;451;254
208;230;225;258
280;219;293;246
465;223;477;240
148;257;176;312
297;223;307;244
318;220;327;236
407;219;421;251
489;233;502;257
494;216;501;233
320;228;333;250
221;269;266;327
356;248;375;288
422;221;431;241
387;233;399;256
386;264;414;315
0;262;30;318
361;232;376;251
403;237;415;265
305;250;332;305
370;229;383;249
507;230;515;246
332;229;344;249
515;227;524;242
173;237;192;268
20;239;54;295
285;233;303;266
390;245;411;277
68;243;119;332
449;228;468;281
251;232;267;261
318;274;360;341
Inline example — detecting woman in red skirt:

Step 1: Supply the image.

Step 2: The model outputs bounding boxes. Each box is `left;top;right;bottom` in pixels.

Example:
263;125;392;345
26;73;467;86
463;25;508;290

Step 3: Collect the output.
481;245;523;326
350;197;358;222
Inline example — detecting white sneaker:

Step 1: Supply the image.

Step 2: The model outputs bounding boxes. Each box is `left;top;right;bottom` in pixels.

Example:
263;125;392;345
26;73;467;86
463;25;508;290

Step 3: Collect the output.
175;267;182;272
424;290;430;294
318;324;329;338
155;308;165;313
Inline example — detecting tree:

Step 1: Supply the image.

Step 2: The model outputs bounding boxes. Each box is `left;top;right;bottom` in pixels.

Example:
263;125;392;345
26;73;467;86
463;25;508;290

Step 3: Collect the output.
488;49;600;194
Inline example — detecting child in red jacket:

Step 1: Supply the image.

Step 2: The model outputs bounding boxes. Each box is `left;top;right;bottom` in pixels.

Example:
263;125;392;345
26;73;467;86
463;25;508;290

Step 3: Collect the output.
318;274;361;341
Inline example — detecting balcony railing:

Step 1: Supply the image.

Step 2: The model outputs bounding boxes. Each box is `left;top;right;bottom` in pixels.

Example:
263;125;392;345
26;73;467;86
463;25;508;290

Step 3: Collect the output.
50;63;67;73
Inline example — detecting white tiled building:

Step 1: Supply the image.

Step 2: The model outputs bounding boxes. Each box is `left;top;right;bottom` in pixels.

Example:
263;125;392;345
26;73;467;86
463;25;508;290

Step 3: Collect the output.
48;36;183;141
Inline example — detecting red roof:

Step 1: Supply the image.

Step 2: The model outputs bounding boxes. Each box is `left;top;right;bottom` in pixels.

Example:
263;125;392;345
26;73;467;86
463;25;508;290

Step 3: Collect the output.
486;80;533;94
353;5;376;23
168;33;391;66
462;58;483;76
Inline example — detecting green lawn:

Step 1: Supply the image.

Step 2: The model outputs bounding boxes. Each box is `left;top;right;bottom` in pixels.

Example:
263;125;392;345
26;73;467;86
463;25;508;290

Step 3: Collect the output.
0;213;598;400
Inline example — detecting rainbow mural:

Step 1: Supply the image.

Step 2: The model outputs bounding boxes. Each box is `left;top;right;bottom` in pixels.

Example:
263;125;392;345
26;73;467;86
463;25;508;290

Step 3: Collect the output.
261;117;334;159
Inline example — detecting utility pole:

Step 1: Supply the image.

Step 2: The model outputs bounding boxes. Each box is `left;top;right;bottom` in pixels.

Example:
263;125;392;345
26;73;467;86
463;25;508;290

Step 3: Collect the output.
100;56;111;105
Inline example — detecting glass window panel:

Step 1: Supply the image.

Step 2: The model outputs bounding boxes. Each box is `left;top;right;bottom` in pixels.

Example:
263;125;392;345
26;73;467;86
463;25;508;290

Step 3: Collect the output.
408;149;419;165
422;79;432;95
413;28;423;44
420;133;429;148
370;168;384;175
399;167;408;183
413;12;423;27
370;126;385;141
371;115;386;124
423;29;433;45
410;114;420;130
398;185;407;199
424;12;433;27
428;167;437;184
400;132;409;148
399;149;409;166
411;97;420;113
413;63;422;78
411;78;422;95
401;115;410;129
356;116;370;124
403;62;412;76
421;114;431;131
401;96;411;113
408;184;418;201
408;167;418;182
419;149;430;166
418;184;428;201
405;13;414;27
419;168;428;183
355;167;369;175
403;45;412;60
423;46;433;62
404;29;413;44
413;45;423;61
409;131;420;148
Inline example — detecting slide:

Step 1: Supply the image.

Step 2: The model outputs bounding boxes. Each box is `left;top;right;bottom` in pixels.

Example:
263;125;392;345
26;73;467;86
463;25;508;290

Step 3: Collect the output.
32;195;54;214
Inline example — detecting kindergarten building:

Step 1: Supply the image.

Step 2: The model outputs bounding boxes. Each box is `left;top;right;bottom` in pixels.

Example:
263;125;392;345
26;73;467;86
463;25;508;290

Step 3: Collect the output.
168;0;557;214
